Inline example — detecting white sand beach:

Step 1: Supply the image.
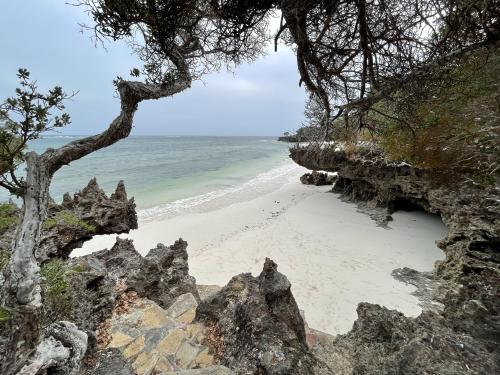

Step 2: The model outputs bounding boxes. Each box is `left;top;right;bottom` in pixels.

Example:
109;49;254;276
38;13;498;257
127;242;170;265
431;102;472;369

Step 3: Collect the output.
74;162;447;335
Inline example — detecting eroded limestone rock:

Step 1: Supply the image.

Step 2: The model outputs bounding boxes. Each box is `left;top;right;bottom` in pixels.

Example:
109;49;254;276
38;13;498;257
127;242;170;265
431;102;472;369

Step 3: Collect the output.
79;238;200;309
290;146;500;374
195;258;323;375
39;178;137;260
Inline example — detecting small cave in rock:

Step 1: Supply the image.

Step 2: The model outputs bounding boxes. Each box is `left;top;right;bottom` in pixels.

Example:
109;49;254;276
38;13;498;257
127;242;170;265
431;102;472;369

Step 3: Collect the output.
389;198;429;214
388;198;445;233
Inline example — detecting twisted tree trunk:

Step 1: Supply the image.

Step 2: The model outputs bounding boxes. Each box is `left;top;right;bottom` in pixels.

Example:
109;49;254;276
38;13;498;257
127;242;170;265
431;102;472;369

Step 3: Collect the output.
0;152;51;373
0;71;191;374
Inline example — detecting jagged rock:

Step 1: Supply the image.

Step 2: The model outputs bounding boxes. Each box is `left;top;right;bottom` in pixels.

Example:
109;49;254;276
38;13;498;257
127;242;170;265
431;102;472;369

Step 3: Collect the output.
67;238;203;372
43;321;88;375
64;238;198;331
66;258;117;334
290;146;500;373
197;285;222;301
326;303;498;374
78;238;200;309
38;178;138;260
195;258;322;375
300;171;337;186
0;179;137;282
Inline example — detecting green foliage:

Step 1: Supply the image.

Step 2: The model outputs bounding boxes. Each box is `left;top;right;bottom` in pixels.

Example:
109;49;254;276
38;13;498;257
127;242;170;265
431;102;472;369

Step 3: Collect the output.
371;48;500;185
40;259;73;323
0;203;16;233
0;251;10;272
0;306;10;324
0;69;72;196
41;259;69;297
43;210;96;232
71;262;88;273
130;68;140;77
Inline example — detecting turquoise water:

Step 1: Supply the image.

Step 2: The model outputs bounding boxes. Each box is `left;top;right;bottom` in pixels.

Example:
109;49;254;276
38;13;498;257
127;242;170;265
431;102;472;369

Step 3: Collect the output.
1;136;290;210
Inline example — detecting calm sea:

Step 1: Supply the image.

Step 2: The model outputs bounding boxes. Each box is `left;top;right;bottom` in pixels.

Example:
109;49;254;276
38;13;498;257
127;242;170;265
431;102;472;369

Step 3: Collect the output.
1;136;293;217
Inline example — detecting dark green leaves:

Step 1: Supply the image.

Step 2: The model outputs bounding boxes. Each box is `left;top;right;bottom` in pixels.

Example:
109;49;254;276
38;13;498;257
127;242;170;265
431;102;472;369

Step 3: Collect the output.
0;69;74;195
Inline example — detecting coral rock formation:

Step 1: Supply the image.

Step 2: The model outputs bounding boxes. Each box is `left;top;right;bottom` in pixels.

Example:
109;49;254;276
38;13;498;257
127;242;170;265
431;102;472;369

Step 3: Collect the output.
39;179;138;260
291;146;500;374
195;258;323;374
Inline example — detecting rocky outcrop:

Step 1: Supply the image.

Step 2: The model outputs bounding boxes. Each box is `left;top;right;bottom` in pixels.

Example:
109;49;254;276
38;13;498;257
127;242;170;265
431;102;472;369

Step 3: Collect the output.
290;146;500;374
62;238;199;335
78;238;199;310
73;258;231;374
300;171;337;186
195;258;326;375
65;238;207;373
278;135;299;142
38;178;138;260
325;302;498;375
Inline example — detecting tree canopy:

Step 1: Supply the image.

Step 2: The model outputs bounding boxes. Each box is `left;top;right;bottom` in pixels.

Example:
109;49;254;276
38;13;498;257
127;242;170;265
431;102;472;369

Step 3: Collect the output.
80;0;499;136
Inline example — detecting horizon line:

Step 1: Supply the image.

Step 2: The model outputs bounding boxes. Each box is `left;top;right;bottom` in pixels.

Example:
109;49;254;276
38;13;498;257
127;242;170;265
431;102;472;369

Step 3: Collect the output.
42;134;283;138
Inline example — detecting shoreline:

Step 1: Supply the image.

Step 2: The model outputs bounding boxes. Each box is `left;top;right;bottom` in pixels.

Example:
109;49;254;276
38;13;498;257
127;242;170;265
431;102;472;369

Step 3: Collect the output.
75;164;447;335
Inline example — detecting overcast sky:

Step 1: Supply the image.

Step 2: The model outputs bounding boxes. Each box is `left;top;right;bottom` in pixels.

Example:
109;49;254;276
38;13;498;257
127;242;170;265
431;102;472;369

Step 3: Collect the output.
0;1;307;136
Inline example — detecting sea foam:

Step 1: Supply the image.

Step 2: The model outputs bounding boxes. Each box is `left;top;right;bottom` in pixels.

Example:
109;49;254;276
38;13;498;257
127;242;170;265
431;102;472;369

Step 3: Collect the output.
138;162;300;222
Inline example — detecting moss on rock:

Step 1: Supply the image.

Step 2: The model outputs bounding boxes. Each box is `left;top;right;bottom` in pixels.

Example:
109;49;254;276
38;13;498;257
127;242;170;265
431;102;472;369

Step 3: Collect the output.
43;210;96;232
0;306;10;325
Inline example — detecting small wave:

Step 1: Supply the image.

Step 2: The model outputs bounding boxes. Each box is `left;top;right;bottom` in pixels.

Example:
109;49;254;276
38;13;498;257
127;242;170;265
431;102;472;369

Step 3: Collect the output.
138;162;299;221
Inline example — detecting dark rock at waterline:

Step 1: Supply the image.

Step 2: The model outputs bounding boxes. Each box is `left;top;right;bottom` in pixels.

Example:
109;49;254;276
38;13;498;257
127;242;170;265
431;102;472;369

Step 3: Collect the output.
195;258;323;374
278;135;299;142
39;178;138;260
300;171;337;186
290;146;500;373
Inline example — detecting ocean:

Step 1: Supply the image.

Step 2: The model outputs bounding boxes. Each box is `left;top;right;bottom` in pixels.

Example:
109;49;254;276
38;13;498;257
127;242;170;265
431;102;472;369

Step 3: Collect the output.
1;135;295;220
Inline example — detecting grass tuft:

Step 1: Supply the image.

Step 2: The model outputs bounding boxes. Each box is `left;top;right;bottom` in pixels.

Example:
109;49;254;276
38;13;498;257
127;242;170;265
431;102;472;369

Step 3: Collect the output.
40;259;73;322
43;210;96;232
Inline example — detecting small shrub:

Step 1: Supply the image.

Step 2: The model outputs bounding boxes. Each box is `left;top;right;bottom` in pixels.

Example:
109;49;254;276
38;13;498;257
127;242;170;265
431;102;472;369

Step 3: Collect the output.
40;259;73;323
370;47;500;185
0;203;17;233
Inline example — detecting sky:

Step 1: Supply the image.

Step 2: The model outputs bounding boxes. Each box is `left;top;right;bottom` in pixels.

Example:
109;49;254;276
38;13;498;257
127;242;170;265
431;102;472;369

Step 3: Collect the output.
0;1;307;136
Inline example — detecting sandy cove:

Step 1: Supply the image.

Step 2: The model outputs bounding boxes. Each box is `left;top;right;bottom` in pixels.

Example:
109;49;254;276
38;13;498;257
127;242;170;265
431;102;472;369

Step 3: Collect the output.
75;166;447;335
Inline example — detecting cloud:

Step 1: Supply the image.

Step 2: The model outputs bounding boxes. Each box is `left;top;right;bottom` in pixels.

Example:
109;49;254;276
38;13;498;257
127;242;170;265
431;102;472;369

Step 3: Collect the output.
205;77;261;94
0;2;306;136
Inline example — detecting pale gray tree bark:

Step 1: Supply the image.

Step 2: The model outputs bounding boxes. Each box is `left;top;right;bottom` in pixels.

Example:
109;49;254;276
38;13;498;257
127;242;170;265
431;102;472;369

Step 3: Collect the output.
0;63;191;375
